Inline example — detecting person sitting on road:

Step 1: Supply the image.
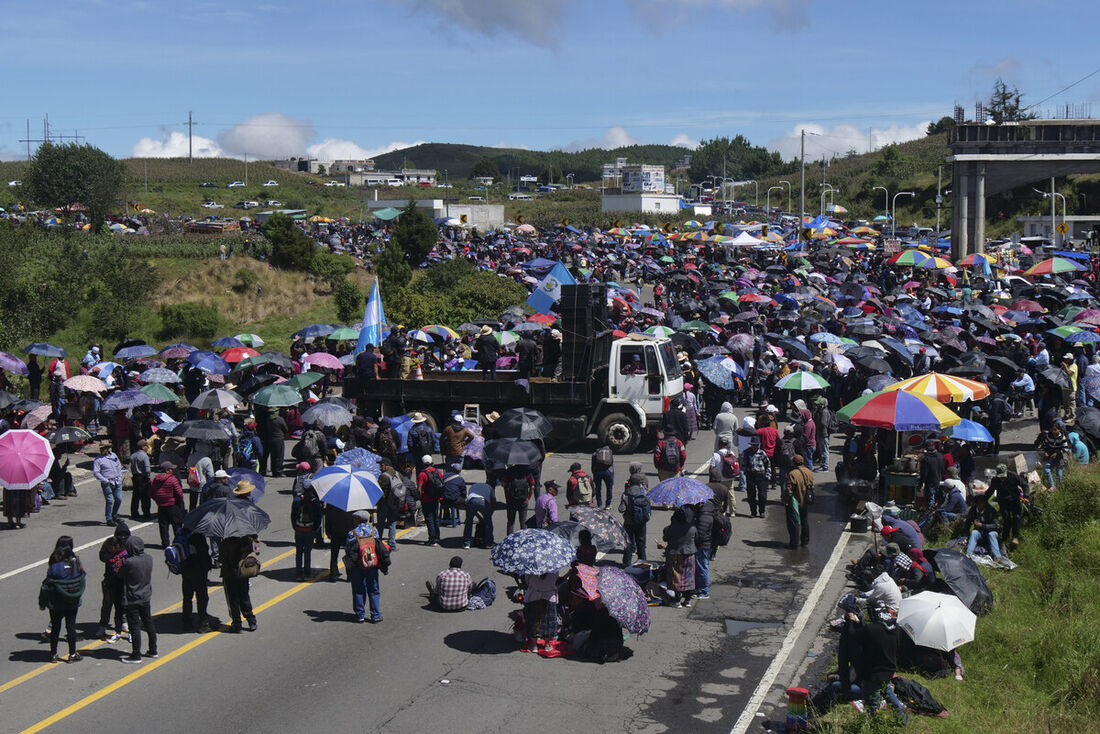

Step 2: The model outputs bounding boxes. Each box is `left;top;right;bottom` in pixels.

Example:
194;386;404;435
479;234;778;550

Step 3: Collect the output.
426;555;472;612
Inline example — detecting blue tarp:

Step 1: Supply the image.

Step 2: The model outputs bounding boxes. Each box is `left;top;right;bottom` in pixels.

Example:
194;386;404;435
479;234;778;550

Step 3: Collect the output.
521;258;558;276
1054;249;1090;261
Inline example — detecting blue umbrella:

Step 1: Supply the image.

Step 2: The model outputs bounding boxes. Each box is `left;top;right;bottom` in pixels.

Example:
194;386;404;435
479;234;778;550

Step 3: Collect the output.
190;353;231;375
138;367;180;384
91;361;124;377
102;388;156;411
24;343;67;358
942;419;993;443
335;447;382;476
227;467;266;497
695;356;741;390
295;324;336;339
115;344;158;360
808;332;843;345
308;466;383;511
647;476;714;506
186;349;217;365
211;337;246;348
1064;330;1100;344
490;529;577;576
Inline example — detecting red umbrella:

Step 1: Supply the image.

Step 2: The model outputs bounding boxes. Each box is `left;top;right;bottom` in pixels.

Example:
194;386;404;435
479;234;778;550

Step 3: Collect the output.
221;346;261;364
528;314;557;324
0;430;54;490
1010;299;1043;313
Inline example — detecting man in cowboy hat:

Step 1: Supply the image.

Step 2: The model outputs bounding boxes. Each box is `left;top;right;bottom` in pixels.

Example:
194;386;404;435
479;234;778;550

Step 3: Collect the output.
407;412;435;470
233;480;256;502
475;325;500;381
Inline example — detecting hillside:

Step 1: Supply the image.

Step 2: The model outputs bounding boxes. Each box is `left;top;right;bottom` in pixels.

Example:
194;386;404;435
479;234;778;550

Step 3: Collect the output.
373;142;692;181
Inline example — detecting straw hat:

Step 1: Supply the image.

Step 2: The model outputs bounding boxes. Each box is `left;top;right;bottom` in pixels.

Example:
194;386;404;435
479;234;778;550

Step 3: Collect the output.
410;411;428;424
233;480;255;496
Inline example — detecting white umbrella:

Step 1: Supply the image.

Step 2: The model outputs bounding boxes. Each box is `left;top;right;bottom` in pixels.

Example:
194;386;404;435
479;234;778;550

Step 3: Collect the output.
898;591;976;651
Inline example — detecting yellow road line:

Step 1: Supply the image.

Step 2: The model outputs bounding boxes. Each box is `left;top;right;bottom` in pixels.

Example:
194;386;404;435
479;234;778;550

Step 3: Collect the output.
18;528;416;734
0;546;295;697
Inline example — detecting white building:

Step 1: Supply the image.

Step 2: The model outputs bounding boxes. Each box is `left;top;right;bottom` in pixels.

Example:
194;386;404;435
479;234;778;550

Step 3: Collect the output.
330;159;376;173
601;193;683;214
1016;215;1100;242
366;199;505;229
621;164;665;193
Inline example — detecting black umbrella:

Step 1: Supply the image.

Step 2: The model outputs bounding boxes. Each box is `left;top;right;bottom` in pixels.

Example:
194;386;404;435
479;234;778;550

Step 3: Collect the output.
493;408;553;440
473;318;500;327
182;497;271;540
926;548;994;616
777;338;814;362
696;345;731;356
11;398;44;412
1076;406;1100;441
238;373;278;395
983;355;1021;375
48;426;93;445
482;438;542;468
669;332;701;354
847;322;881;337
855;356;892;374
1038;366;1072;389
844;345;885;361
172;419;232;441
259;351;294;370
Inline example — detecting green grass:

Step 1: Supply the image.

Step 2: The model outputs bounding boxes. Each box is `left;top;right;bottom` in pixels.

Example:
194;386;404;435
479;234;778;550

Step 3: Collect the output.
817;468;1100;733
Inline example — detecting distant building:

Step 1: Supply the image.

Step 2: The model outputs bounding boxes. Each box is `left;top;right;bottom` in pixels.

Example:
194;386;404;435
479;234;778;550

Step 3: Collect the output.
1016;215;1100;243
601;193;682;214
621;164;666;193
272;158;315;173
330;159;376;173
344;168;438;187
367;199;504;229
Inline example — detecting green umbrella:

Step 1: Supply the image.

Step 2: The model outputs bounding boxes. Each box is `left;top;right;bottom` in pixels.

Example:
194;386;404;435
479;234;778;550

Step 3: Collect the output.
775;371;830;391
232;354;271;373
659;255;675;264
234;333;265;347
327;327;360;341
139;382;179;403
677;320;712;332
252;384;302;407
287;372;324;390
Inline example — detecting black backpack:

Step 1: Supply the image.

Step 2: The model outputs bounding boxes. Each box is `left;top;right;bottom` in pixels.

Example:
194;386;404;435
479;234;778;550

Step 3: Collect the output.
593;446;614;470
627;493;650;526
506;475;529;503
659;440;681;471
712;513;732;547
424;468;445;501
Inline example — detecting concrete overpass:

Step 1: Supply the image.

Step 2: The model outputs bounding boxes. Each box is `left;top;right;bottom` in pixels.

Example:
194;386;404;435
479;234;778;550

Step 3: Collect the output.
949;119;1100;259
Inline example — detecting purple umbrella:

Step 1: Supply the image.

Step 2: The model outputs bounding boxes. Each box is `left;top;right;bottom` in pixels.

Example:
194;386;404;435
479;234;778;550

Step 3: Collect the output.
0;352;28;376
646;476;714;506
102;388;157;411
597;566;650;635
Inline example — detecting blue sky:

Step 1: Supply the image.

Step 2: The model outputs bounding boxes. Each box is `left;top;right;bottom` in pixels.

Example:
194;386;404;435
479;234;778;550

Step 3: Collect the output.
2;0;1097;163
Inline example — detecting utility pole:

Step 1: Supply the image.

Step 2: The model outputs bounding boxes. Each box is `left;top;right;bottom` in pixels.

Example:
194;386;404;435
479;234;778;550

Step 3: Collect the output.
1051;176;1057;247
799;129;805;230
935;165;943;233
188;111;194;164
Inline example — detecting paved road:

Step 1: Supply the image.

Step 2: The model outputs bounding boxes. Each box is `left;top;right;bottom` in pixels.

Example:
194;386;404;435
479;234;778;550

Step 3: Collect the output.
0;428;864;734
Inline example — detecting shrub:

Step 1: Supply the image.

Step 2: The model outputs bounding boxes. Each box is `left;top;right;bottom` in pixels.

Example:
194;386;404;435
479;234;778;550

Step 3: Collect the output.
261;211;315;271
311;251;355;290
333;280;362;323
159;302;220;339
233;267;258;293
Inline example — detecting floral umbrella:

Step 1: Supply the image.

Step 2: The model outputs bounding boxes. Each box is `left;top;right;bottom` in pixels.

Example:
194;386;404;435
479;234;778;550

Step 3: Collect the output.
490;529;577;576
568;505;629;550
598;565;650;634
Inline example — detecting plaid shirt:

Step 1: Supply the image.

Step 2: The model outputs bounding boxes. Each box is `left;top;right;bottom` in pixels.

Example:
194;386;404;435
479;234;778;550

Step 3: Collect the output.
435;568;472;611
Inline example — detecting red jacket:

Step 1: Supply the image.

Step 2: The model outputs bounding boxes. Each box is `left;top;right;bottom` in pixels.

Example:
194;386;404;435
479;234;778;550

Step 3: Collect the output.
755;426;779;458
653;438;686;471
418;467;444;503
150;472;183;508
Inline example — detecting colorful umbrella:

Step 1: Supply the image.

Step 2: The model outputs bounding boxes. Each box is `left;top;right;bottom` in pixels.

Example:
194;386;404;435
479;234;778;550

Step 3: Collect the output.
837;390;961;431
1024;257;1085;276
493;331;519;348
596;566;650;634
882;372;990;403
888;250;933;267
644;325;676;337
490;529;577;576
0;430;54;490
775;371;830;391
308;465;384;511
233;333;265;347
646;476;714;506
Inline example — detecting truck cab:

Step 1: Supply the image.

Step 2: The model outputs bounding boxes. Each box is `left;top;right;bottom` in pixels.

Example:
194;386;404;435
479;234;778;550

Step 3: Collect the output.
595;334;683;452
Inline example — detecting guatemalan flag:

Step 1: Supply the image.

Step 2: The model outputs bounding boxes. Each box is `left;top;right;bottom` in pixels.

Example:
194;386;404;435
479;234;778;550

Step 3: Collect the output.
355;280;386;355
525;262;576;315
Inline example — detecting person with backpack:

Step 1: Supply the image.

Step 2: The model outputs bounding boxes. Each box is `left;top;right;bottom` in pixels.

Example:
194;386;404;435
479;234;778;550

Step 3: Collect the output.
784;455;814;549
653;432;686;481
177;528;214;633
325;501;357;582
219;534;259;632
374;417;400;466
774;426;796;499
566;462;595;507
504;467;534;534
344;520;391;623
417;457;446;546
590;445;615;509
95;521;130;642
150;462;184;547
709;436;740;496
291;473;322;581
234;422;263;471
375;457;405;551
619;466;651;565
295;425;327;472
407;413;436;469
187;451;215;511
39;536;86;663
741;436;772;518
118;535;156;663
693;497;718;600
441;463;466;528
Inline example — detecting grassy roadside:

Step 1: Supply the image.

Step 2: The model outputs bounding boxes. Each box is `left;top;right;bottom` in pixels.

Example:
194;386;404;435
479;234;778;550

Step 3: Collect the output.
817;468;1100;732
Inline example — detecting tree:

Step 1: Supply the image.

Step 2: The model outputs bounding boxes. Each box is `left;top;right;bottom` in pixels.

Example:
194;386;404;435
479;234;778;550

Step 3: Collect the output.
926;116;956;135
333;280;363;323
987;79;1036;123
391;200;437;267
24;142;125;232
469;157;501;181
261;211;315;271
374;239;412;298
87;244;159;338
689;135;786;182
310;251;354;290
539;165;562;185
316;164;327;176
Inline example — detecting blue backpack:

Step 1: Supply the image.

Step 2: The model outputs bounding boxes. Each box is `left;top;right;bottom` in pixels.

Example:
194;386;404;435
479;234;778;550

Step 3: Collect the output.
235;435;256;464
164;528;193;575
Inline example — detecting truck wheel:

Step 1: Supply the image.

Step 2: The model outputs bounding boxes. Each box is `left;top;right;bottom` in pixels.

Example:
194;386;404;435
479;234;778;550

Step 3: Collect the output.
597;413;640;454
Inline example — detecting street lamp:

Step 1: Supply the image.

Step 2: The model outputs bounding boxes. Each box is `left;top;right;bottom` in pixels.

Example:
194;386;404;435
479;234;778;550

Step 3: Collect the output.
873;186;888;223
820;184;836;217
767;185;783;215
892;191;915;239
566;173;574;188
1034;186;1068;245
778;180;792;214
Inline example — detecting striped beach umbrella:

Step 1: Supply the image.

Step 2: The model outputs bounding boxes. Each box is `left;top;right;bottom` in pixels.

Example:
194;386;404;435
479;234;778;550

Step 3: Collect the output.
881;372;991;403
775;371;830;391
838;390;961;431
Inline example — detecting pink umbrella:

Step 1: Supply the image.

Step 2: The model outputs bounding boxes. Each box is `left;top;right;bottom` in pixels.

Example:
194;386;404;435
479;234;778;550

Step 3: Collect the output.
62;374;108;393
302;352;344;370
21;405;53;431
0;430;54;490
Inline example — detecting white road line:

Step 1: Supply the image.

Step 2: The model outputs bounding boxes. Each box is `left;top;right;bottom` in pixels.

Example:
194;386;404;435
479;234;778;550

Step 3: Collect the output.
729;529;850;734
0;522;153;582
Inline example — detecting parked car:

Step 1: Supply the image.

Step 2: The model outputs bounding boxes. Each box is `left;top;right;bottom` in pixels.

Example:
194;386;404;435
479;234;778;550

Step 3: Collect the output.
265;200;283;207
323;181;346;187
468;196;485;201
200;201;224;209
262;180;279;187
8;180;23;187
508;193;532;201
234;201;260;209
227;181;245;188
199;182;216;188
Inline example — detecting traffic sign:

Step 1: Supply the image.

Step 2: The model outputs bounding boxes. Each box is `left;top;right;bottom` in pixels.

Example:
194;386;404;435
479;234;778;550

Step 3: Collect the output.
800;227;812;242
761;224;769;238
459;214;468;224
516;214;525;225
613;219;622;228
1056;222;1069;235
560;218;570;227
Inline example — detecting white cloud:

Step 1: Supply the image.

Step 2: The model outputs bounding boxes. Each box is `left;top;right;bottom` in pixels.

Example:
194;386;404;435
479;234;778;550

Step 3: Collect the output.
132;130;224;158
631;0;810;31
401;0;576;46
216;113;314;159
670;133;698;149
306;138;430;161
767;121;931;161
559;126;640;152
968;55;1021;83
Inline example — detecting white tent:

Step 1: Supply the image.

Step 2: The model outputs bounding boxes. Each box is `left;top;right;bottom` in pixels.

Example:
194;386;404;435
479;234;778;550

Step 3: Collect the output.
725;231;764;247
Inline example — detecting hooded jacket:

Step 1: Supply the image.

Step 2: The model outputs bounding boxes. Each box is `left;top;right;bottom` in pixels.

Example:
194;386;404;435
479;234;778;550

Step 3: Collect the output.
736;416;757;454
712;402;738;452
119;536;153;605
799;409;817;449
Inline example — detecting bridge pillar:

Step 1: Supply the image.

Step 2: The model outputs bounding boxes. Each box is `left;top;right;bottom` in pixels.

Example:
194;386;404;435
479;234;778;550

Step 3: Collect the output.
956;172;968;260
974;167;985;254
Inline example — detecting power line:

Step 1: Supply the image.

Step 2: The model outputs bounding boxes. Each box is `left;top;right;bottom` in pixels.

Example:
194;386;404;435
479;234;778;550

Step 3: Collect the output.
1025;65;1100;112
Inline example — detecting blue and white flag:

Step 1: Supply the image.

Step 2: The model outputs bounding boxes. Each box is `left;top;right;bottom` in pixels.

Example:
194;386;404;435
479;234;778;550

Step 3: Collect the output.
356;280;386;355
525;262;576;314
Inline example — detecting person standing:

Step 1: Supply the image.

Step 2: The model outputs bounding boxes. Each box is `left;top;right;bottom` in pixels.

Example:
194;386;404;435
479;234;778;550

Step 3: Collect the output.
918;441;946;505
712;402;738;453
95;522;130;642
784;455;814;549
475;326;500;381
534;480;560;528
235;421;263;472
118;536;156;663
291;479;322;580
619;465;651;565
565;462;594;507
417;458;445;546
149;462;184;547
129;439;153;520
653;432;686;481
440;414;473;468
662;508;697;608
503;467;534;534
407;414;435;468
542;329;562;379
267;409;288;477
38;536;86;663
741;436;772;518
325;503;356;582
693;498;716;600
344;521;391;623
813;396;835;472
180;530;214;633
27;354;43;401
187;452;214;511
590;444;615;509
516;334;538;379
374;458;403;550
219;534;259;632
92;442;124;526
